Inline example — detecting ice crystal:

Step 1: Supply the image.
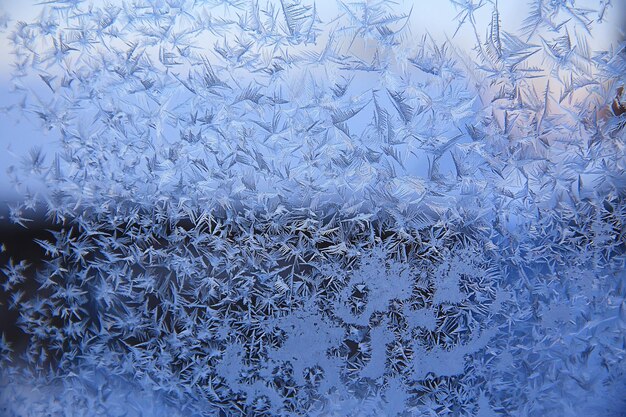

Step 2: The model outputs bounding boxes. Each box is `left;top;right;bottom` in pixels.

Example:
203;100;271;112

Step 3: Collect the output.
0;0;625;416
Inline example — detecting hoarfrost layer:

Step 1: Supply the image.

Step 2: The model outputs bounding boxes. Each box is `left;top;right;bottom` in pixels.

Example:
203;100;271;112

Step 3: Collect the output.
1;0;625;416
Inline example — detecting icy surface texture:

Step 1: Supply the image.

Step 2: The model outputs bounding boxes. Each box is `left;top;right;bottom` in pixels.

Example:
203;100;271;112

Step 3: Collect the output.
1;0;625;416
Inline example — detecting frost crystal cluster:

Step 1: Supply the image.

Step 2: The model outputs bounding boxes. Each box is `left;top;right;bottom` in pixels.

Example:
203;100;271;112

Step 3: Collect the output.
1;0;625;416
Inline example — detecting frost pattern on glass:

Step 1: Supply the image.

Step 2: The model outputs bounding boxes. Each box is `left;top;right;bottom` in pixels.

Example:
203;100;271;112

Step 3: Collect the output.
0;0;625;416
